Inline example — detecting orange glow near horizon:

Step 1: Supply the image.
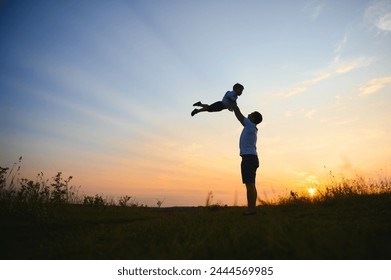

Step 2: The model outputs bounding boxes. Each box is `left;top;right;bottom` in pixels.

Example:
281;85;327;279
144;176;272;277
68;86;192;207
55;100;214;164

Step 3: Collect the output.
9;151;388;207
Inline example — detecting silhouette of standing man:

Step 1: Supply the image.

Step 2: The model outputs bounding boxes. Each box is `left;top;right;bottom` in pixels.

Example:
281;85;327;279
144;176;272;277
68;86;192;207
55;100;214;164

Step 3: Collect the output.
232;103;263;215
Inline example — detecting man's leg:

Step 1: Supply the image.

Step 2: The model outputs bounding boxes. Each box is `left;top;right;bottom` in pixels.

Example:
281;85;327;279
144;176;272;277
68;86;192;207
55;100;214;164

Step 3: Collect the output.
245;183;257;213
241;155;259;215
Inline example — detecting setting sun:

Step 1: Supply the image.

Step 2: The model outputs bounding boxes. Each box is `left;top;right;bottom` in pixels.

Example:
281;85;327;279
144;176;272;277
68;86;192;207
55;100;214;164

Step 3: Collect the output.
308;187;317;197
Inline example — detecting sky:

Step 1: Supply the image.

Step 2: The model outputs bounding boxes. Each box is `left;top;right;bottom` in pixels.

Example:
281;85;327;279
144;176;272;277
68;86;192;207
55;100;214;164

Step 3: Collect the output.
1;0;390;207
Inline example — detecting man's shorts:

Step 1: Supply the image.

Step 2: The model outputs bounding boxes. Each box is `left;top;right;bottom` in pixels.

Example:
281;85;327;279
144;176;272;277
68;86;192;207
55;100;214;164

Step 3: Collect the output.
241;155;259;184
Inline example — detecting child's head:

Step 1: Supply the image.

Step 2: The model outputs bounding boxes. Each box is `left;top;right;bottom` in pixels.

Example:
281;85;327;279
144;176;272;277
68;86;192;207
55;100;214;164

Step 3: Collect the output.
249;111;263;125
233;83;244;95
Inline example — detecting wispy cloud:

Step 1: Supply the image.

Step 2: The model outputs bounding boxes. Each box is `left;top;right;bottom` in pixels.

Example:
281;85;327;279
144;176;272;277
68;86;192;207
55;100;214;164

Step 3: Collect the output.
285;111;294;118
304;72;332;85
377;12;391;31
334;63;358;74
303;0;324;21
288;169;320;185
277;57;374;98
303;109;317;120
333;34;347;64
278;86;307;98
336;57;374;73
359;76;391;96
365;0;391;33
276;30;374;98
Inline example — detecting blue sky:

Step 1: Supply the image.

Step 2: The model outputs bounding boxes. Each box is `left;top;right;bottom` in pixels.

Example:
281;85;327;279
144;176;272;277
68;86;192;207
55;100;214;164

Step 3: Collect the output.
1;0;390;206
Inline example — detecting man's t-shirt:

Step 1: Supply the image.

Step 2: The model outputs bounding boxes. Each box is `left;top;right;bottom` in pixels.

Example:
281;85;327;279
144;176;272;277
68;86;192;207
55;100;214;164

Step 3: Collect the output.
239;117;258;156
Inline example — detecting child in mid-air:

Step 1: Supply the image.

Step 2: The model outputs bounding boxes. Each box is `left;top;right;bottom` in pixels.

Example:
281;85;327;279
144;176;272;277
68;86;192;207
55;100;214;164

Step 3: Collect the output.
191;83;244;116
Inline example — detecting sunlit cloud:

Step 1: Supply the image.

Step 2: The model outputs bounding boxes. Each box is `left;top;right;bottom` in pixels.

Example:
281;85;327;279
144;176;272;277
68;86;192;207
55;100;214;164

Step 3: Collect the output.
284;108;317;120
277;57;373;98
305;175;320;185
365;0;391;33
333;34;347;64
334;57;374;74
285;111;294;118
326;117;359;127
377;12;391;31
287;170;320;186
359;76;391;96
303;109;317;120
303;0;325;21
276;29;373;98
304;72;332;85
334;63;358;74
277;86;307;97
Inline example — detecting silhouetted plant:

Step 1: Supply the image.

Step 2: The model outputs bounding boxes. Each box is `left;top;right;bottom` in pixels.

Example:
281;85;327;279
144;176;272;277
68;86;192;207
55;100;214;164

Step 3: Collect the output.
205;191;213;207
0;167;8;189
118;195;132;207
83;194;106;207
156;198;165;208
18;173;50;205
0;167;13;215
0;167;12;197
0;157;22;215
0;156;21;194
50;172;70;204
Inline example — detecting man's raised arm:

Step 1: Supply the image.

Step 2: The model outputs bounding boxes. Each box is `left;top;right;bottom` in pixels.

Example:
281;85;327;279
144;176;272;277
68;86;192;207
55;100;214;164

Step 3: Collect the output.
232;103;245;126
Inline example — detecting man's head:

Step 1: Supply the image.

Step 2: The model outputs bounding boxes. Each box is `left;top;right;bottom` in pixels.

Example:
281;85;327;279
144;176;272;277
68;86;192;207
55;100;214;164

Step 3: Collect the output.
248;111;263;125
233;83;244;96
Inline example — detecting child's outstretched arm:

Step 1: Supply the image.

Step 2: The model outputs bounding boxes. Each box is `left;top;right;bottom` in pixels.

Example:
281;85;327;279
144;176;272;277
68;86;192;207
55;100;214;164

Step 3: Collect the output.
232;103;245;126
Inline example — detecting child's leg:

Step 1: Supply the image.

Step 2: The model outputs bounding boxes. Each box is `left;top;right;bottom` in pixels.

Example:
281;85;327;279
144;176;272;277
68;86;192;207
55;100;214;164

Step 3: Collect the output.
207;101;226;112
193;101;208;108
191;101;226;116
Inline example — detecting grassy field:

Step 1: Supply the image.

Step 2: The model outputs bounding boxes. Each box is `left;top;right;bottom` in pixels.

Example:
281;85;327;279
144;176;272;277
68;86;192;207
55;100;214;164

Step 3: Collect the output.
1;193;390;260
1;163;390;259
